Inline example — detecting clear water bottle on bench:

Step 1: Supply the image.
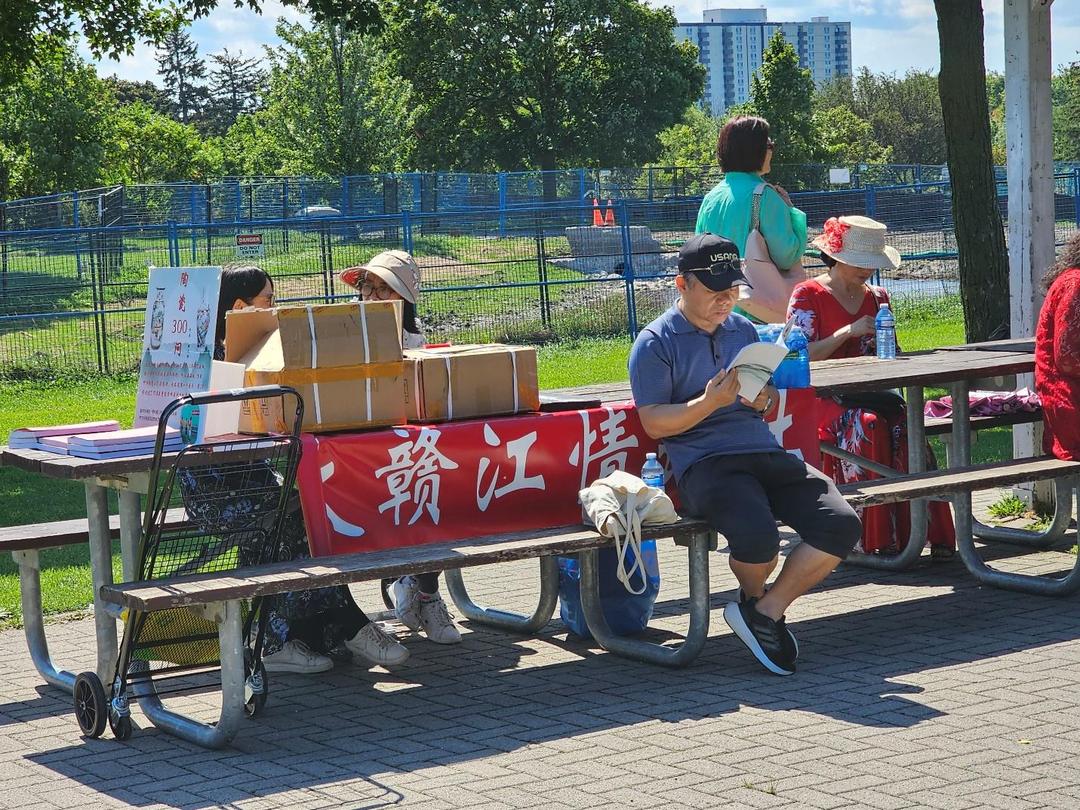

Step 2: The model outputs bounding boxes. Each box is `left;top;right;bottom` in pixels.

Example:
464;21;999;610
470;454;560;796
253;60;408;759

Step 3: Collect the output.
641;452;664;488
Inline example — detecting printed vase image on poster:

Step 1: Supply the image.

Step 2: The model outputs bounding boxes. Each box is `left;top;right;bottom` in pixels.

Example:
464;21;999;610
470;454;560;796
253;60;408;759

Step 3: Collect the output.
134;266;222;428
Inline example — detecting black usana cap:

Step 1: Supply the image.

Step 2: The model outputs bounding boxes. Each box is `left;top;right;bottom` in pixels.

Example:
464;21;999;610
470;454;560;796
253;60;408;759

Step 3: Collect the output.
677;232;752;292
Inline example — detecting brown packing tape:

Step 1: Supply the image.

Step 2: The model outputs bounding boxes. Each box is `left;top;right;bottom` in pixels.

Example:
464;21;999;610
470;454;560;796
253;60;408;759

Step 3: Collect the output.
273;362;404;386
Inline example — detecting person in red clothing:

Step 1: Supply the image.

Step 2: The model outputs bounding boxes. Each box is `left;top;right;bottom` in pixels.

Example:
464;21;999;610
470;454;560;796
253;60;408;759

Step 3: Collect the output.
787;216;957;558
1035;234;1080;460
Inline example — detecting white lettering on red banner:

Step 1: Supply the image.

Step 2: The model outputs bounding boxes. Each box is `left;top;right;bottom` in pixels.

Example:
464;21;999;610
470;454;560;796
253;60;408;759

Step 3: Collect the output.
375;427;460;526
476;424;546;512
569;407;639;490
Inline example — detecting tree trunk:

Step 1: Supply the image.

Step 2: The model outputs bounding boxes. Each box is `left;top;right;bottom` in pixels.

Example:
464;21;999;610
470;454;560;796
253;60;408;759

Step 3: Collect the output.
540;150;558;202
934;0;1010;341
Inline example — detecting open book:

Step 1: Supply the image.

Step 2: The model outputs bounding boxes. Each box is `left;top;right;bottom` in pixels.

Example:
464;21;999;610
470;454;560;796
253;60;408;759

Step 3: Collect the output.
725;318;795;402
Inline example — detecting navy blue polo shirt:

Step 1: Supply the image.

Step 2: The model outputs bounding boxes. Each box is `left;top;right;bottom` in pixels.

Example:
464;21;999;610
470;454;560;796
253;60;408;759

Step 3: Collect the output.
628;304;780;481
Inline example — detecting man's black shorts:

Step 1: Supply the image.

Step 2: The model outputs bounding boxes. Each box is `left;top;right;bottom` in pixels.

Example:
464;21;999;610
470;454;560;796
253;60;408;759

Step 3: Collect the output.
679;450;861;564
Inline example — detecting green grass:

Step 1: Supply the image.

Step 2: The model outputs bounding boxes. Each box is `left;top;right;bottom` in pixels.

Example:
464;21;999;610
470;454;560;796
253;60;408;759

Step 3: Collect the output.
0;295;984;626
989;494;1029;519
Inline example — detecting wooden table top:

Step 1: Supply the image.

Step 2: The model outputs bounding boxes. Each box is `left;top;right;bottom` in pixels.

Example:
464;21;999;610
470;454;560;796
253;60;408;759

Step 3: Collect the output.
1;343;1036;482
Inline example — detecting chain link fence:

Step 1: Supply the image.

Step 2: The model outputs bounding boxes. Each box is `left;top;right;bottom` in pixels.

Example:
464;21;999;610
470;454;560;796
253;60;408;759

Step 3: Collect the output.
3;177;1078;378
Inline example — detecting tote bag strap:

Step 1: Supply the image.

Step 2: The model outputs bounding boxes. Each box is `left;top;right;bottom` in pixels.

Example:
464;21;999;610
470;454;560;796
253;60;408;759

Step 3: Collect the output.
613;489;648;595
750;182;769;231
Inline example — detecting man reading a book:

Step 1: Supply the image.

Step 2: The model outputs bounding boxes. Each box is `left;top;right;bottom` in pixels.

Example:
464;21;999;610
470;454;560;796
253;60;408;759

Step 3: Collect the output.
628;233;861;676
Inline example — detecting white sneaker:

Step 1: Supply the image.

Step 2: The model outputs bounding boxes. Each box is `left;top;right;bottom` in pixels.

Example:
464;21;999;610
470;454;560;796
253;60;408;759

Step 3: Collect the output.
418;594;462;645
392;576;423;631
345;622;410;667
262;640;334;674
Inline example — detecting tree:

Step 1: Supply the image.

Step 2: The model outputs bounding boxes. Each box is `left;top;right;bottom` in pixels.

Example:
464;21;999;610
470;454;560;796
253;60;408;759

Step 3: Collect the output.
103;76;172;114
156;25;207;125
219;111;291;177
102;101;222;184
0;1;382;89
384;0;704;199
815;69;947;165
652;106;720;168
0;41;113;199
812;105;893;166
260;21;415;176
744;32;817;167
1052;61;1080;162
206;49;266;135
934;0;1009;341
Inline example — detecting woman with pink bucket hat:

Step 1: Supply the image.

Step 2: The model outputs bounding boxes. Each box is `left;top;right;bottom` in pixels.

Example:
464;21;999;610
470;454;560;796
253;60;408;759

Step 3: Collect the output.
340;250;463;645
786;216;956;559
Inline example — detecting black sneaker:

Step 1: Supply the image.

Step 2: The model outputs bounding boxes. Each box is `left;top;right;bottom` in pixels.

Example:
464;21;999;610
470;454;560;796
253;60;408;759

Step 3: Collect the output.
737;589;799;661
724;597;796;676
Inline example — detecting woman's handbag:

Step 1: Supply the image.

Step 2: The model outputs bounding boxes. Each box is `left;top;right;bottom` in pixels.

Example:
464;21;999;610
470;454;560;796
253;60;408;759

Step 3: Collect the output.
739;182;808;324
557;471;676;638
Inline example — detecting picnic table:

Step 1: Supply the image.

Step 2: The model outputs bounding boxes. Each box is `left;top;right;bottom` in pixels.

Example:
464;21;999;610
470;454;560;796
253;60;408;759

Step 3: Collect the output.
1;337;1076;699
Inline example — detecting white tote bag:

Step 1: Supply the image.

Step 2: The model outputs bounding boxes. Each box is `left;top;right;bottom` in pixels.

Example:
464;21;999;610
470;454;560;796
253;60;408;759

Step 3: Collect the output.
578;470;678;595
739;182;808;324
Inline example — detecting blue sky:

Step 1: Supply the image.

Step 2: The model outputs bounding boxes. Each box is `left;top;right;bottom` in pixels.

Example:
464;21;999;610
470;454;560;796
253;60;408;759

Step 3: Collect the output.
86;2;1080;83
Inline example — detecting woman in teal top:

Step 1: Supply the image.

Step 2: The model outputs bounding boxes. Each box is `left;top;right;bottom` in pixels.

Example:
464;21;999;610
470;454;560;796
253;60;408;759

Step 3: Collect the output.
696;116;808;323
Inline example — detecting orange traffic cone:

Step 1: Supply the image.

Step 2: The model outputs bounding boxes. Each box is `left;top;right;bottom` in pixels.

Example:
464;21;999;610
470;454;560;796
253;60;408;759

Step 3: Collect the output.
604;199;616;227
592;197;603;227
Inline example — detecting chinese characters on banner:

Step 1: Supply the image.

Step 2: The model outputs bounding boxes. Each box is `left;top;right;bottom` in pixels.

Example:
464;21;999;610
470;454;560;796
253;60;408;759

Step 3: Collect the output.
134;266;222;428
297;405;658;556
295;397;822;558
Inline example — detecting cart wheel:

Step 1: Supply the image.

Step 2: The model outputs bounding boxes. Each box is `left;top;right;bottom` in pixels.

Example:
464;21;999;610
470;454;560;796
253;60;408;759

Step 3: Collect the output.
74;672;107;738
109;711;132;741
244;651;268;717
381;578;396;610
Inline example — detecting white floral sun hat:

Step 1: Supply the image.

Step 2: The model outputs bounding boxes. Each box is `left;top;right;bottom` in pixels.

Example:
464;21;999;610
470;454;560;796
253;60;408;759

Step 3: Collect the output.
812;215;902;271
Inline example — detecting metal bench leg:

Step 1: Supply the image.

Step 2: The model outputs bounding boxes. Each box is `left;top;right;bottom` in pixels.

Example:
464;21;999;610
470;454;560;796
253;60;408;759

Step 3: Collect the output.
844;384;930;571
12;550;77;693
955;490;1080;595
444;556;559;633
972;477;1076;547
578;530;714;668
85;482;119;682
135;600;246;749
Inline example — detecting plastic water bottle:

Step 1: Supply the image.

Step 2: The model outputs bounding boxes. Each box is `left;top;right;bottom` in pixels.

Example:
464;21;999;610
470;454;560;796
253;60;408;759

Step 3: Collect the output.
875;303;897;360
641;452;665;488
774;326;811;389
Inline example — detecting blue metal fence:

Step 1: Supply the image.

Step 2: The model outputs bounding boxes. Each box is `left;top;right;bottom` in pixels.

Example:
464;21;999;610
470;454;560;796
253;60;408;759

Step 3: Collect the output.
3;176;1078;378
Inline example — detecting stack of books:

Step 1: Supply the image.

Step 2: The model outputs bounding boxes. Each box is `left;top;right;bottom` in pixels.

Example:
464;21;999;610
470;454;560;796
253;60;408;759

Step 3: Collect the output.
8;421;120;451
8;422;183;459
49;426;184;459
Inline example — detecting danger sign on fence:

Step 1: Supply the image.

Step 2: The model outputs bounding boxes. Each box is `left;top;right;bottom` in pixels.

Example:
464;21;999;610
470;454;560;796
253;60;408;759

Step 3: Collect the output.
235;233;264;259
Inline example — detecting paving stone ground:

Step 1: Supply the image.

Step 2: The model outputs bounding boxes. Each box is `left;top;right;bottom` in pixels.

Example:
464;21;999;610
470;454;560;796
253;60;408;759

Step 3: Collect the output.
1;490;1079;809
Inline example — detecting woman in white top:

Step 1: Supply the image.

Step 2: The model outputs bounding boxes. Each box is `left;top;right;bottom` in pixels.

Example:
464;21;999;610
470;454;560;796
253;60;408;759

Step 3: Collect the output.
339;251;462;645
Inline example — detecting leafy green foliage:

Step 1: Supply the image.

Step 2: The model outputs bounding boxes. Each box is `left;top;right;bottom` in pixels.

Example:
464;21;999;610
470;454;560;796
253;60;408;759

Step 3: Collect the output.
0;40;113;199
102;102;223;184
652;106;720;169
812;105;893;165
383;0;704;185
206;48;266;135
0;1;381;89
260;20;414;176
744;33;817;166
155;24;207;125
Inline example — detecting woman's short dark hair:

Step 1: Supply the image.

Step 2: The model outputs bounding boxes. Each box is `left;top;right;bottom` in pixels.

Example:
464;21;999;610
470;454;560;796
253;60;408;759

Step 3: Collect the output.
818;251;838;268
1045;231;1080;291
402;300;419;336
717;116;771;173
217;263;273;351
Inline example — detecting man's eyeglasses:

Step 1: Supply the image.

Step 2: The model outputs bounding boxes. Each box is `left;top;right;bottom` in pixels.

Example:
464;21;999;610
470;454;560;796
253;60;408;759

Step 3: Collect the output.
767;138;776;151
684;259;741;276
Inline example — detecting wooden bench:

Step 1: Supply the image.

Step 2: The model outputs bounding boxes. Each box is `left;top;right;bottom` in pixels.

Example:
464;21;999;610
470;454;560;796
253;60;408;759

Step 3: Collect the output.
922;409;1043;438
95;455;1080;746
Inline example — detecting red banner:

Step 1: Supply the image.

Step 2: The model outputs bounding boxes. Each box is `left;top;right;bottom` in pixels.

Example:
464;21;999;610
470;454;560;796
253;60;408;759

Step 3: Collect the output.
297;394;822;556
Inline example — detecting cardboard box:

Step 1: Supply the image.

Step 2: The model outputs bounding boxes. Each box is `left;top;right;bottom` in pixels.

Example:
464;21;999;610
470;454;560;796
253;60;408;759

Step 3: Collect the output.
404;344;540;422
225;302;406;433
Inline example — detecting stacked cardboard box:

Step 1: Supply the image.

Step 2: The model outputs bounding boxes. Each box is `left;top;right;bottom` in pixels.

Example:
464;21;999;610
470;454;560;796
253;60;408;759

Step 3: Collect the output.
403;344;540;422
226;302;406;433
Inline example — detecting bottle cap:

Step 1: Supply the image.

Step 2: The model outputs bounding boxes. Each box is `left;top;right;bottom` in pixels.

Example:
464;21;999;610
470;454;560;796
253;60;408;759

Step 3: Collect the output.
645;452;657;460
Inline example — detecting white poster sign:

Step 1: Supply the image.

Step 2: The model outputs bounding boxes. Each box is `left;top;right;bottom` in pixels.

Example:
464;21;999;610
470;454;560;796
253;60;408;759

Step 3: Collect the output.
134;266;222;428
829;168;851;185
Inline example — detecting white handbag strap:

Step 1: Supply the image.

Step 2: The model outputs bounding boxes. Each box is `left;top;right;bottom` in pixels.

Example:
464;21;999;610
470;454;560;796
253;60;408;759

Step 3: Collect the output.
612;489;648;595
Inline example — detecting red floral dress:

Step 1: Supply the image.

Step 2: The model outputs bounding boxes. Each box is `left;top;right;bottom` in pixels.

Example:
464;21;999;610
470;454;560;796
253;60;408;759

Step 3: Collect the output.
788;279;956;554
1035;267;1080;460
